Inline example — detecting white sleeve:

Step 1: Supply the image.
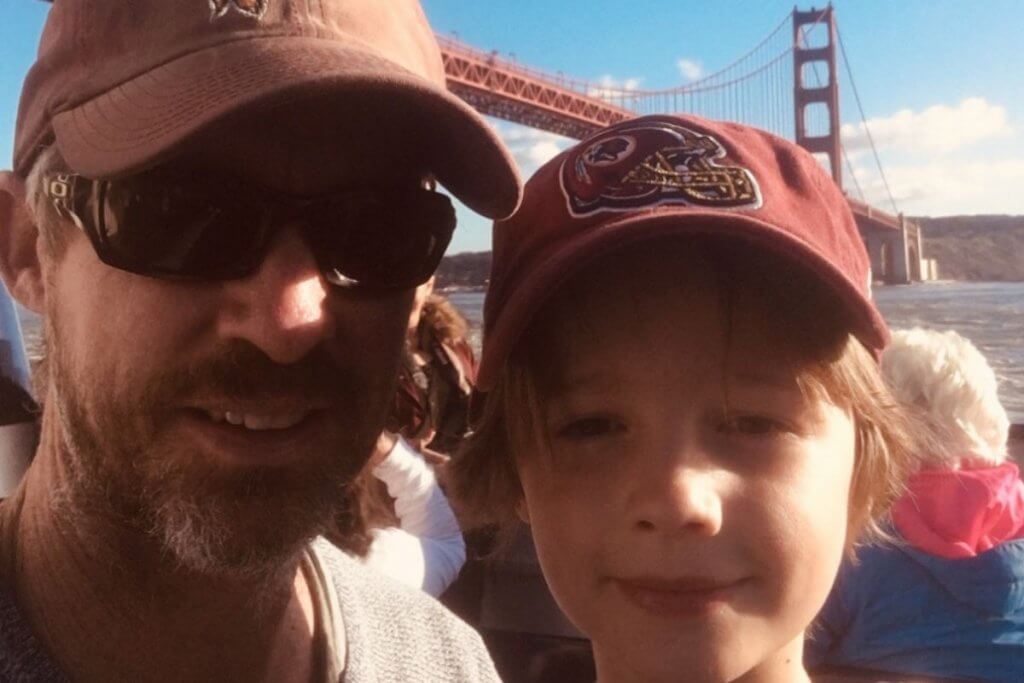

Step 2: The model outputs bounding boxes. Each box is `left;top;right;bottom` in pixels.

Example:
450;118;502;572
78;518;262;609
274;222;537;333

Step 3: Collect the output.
362;437;466;597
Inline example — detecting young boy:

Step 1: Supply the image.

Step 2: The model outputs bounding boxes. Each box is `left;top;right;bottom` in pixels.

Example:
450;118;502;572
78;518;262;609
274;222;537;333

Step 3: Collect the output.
451;114;922;683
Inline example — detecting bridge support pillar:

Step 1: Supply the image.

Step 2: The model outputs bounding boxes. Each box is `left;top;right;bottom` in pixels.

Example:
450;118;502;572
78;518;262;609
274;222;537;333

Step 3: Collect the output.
890;215;912;284
857;215;930;285
793;5;842;185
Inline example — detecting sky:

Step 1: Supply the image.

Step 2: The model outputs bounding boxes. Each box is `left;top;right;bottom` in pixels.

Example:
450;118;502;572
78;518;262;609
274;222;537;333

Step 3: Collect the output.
2;1;1023;254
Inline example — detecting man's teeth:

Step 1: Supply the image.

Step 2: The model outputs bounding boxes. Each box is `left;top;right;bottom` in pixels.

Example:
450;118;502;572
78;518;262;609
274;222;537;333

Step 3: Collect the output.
206;410;308;430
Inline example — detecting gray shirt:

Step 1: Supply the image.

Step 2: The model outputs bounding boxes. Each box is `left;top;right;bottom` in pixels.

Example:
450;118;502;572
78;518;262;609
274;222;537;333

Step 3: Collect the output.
0;539;500;682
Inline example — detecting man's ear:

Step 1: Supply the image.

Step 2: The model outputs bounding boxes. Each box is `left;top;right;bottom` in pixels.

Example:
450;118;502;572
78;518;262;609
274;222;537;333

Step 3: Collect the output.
515;497;531;525
0;172;46;314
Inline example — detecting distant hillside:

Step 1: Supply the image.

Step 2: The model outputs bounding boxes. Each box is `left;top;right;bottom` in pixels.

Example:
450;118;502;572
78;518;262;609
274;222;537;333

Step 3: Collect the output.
914;215;1024;281
435;251;491;290
437;215;1024;288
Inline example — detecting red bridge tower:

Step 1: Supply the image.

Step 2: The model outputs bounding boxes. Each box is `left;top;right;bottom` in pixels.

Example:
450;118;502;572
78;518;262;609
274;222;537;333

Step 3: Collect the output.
793;6;842;185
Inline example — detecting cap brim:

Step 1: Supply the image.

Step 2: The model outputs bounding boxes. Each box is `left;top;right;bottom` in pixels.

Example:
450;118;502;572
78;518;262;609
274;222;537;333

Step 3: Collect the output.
477;210;889;391
51;36;520;220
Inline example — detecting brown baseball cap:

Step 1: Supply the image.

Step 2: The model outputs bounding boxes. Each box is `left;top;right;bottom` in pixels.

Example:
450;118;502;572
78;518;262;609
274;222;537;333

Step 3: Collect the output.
476;114;888;390
14;0;520;219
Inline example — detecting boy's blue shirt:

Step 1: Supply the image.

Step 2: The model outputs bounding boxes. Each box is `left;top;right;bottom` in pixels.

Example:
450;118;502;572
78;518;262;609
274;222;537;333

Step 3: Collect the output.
806;537;1024;683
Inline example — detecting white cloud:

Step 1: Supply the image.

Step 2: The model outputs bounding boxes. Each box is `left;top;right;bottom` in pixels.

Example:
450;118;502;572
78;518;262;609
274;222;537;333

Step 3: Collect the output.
595;74;642;90
676;58;704;81
841;97;1012;155
849;158;1024;216
586;74;643;102
490;121;574;175
838;97;1024;215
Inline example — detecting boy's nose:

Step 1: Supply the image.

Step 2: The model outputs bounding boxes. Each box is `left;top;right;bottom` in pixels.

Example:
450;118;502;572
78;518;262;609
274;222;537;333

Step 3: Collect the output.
631;463;724;537
215;226;334;364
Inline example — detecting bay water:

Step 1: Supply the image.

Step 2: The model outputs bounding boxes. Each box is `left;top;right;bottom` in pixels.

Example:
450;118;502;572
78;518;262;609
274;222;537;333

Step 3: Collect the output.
451;281;1024;424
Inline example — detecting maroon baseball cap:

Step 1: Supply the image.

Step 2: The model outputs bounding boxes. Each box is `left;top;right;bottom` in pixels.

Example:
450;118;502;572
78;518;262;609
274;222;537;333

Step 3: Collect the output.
14;0;520;219
476;113;888;391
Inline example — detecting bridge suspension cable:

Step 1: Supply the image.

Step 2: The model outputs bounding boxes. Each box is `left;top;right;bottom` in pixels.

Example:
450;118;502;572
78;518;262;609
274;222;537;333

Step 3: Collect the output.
439;10;802;140
836;23;899;215
578;11;798;140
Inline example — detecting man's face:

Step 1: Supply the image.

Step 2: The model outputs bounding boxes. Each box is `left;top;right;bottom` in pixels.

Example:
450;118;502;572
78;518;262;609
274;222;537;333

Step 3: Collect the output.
38;112;418;577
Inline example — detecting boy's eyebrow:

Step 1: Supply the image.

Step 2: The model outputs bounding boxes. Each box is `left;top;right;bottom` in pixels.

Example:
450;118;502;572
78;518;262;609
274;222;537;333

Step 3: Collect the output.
545;369;805;399
544;370;616;398
731;370;803;394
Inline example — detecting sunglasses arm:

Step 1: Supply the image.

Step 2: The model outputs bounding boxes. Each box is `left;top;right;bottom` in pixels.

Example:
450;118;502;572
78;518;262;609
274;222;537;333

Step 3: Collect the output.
43;173;96;235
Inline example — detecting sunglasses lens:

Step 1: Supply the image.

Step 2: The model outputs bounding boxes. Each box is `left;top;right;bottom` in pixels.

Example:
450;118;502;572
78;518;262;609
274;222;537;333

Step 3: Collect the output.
309;191;455;290
81;172;453;287
99;175;267;279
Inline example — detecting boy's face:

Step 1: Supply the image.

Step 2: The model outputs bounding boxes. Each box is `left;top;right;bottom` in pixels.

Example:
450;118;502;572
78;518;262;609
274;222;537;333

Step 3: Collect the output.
515;244;856;683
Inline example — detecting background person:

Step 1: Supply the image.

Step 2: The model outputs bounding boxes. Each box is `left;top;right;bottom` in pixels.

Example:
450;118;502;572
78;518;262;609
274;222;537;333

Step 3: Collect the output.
390;277;477;457
0;0;519;680
450;114;922;683
807;327;1024;682
332;277;472;597
334;430;467;597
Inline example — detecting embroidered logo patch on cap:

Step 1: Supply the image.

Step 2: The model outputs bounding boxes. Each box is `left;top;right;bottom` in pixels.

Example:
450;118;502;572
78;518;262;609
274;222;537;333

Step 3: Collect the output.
210;0;267;20
559;120;762;217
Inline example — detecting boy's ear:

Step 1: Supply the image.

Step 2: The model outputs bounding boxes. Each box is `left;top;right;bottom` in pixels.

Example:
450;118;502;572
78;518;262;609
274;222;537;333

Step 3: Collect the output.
515;497;531;525
0;172;46;314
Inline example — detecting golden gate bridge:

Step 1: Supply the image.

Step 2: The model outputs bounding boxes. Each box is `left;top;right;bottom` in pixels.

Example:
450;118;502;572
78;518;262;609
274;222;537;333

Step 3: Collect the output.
438;6;927;284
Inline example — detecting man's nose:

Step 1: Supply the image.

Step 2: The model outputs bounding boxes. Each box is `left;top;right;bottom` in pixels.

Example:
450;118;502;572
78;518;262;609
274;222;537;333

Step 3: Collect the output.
215;226;334;364
629;451;724;537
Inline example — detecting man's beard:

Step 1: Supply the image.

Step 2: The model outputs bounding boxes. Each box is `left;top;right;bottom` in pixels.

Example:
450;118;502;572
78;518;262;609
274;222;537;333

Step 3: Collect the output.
45;315;381;581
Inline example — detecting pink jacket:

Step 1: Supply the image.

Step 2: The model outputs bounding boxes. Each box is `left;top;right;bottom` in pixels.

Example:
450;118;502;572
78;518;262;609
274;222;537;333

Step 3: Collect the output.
892;461;1024;559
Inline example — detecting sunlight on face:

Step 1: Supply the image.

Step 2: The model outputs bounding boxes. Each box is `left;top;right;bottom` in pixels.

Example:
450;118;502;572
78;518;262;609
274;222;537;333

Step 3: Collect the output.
515;242;856;683
286;274;329;330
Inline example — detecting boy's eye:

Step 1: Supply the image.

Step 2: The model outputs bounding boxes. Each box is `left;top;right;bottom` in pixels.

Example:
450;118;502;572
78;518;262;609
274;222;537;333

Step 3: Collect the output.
556;416;626;440
719;414;788;436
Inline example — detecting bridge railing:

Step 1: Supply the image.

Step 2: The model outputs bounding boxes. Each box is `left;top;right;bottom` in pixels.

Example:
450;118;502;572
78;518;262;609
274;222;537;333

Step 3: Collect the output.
436;35;602;100
845;197;902;230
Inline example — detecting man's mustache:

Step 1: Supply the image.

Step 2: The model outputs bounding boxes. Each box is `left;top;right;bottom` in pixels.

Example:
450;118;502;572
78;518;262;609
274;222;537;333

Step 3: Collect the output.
159;341;360;406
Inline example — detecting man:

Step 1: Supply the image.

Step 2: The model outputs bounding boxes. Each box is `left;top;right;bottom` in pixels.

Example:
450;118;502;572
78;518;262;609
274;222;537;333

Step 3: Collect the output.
0;0;519;680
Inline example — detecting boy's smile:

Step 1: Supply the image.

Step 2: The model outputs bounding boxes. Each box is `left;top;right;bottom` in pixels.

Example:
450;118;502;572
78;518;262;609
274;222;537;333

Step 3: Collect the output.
514;241;856;683
610;575;753;619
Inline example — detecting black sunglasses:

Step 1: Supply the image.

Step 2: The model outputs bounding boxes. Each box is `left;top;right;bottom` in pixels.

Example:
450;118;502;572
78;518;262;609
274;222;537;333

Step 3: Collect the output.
42;169;456;290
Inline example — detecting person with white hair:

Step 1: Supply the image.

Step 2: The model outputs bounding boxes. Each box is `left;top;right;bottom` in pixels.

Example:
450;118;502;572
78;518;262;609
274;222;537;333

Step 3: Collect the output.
882;328;1010;469
807;327;1024;683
